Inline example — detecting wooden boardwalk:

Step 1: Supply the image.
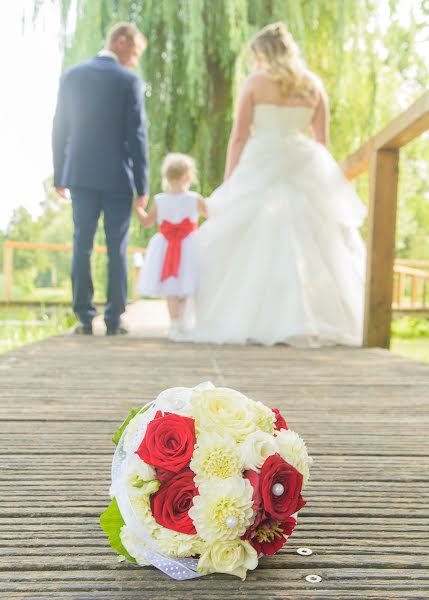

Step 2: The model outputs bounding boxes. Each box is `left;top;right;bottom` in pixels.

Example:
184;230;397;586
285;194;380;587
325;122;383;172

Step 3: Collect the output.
1;315;429;598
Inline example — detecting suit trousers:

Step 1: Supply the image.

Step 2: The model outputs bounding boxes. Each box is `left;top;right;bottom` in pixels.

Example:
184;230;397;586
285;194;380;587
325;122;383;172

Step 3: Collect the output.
70;188;132;329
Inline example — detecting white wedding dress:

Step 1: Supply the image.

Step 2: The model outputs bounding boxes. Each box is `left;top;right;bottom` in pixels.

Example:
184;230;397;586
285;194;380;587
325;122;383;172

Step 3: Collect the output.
189;104;366;347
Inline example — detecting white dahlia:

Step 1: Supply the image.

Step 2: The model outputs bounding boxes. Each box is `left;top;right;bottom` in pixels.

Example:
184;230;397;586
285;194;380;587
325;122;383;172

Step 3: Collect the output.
189;476;254;543
275;429;310;485
130;493;160;533
154;528;206;558
190;432;243;484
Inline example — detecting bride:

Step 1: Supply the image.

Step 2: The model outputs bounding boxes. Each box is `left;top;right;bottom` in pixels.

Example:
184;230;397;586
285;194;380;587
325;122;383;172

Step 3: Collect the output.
188;22;366;347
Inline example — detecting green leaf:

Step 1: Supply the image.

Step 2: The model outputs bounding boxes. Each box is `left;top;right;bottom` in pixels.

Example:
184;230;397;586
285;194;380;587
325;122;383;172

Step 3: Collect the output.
112;404;150;446
100;497;136;564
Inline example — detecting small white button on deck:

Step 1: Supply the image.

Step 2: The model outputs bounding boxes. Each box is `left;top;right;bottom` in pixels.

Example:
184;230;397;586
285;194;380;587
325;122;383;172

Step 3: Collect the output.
305;574;322;583
297;548;313;556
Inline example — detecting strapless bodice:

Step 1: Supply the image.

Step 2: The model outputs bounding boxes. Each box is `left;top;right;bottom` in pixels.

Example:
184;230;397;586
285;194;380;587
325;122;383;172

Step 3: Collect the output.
251;104;314;137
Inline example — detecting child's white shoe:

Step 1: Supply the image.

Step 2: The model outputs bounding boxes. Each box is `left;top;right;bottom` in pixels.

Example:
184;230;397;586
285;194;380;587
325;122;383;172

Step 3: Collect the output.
167;320;182;341
167;320;190;342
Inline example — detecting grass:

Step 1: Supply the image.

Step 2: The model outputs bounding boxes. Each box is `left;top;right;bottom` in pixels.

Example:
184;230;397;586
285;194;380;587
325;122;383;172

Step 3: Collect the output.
390;316;429;363
0;305;76;353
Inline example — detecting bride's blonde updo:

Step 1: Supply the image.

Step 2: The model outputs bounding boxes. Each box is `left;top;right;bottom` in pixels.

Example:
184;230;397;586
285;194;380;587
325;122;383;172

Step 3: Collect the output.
250;22;317;99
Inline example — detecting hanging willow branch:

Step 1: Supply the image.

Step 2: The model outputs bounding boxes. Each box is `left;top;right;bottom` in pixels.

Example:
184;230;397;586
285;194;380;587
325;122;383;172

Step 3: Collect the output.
34;0;427;201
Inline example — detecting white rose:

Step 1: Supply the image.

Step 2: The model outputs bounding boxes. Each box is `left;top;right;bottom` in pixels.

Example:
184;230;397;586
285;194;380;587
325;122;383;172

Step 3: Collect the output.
241;430;277;472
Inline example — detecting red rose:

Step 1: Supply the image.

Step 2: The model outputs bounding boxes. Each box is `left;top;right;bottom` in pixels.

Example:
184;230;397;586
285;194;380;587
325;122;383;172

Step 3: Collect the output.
156;467;176;483
151;468;197;535
260;454;306;520
244;469;265;529
272;407;288;431
244;470;262;512
135;411;196;472
249;516;296;555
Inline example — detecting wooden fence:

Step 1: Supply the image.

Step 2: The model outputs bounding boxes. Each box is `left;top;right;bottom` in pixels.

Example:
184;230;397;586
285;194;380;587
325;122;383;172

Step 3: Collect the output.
341;91;429;347
393;260;429;315
2;241;428;318
2;240;145;302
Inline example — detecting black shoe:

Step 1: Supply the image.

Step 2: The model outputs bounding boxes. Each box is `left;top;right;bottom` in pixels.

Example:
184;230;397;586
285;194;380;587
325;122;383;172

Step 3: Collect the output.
106;321;129;336
74;322;93;335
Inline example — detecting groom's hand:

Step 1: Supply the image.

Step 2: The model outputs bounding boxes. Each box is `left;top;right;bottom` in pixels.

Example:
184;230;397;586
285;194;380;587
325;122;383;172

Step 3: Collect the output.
135;195;149;209
55;187;68;198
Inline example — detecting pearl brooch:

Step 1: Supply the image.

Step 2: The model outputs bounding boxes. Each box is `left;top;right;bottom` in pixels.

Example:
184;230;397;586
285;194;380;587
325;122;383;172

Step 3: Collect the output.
225;516;238;528
272;483;284;496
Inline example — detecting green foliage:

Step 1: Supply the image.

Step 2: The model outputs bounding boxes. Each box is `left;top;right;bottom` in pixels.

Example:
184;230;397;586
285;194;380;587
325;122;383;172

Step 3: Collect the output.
0;305;76;353
100;497;136;564
112;405;146;445
391;316;429;339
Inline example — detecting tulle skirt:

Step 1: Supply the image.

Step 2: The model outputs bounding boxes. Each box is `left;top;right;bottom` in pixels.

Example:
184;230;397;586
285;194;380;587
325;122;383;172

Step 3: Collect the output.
137;232;199;298
188;132;366;347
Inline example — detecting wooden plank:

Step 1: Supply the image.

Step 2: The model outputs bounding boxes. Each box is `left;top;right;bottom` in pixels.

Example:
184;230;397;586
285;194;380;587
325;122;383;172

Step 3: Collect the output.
0;336;428;597
363;149;399;347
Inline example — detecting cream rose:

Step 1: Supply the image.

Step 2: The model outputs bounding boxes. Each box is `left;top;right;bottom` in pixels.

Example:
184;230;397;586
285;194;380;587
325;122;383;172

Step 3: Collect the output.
241;430;277;472
198;539;258;580
190;388;257;442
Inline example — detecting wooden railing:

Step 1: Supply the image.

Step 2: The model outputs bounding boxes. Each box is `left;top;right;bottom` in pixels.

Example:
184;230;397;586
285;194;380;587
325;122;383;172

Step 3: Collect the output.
2;240;145;301
393;261;429;314
341;91;429;348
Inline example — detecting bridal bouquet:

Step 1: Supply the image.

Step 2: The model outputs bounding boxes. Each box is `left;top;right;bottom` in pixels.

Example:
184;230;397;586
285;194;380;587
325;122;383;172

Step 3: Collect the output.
101;382;311;580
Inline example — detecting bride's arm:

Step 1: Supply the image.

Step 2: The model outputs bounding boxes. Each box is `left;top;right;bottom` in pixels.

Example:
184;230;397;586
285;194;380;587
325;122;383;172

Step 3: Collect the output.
224;81;254;180
311;83;330;146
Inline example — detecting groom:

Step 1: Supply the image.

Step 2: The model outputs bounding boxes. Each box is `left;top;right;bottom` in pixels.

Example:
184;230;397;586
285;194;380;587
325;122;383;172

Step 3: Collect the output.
52;22;149;335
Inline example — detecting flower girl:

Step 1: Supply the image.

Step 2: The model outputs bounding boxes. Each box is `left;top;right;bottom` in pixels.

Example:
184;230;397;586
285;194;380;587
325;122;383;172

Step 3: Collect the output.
135;153;206;339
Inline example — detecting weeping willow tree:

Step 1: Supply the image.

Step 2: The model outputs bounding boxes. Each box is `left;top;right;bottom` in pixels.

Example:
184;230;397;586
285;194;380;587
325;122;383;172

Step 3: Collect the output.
34;0;429;256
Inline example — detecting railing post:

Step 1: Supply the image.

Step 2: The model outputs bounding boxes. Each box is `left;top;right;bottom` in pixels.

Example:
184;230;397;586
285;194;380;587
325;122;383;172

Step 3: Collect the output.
364;149;399;348
3;244;13;300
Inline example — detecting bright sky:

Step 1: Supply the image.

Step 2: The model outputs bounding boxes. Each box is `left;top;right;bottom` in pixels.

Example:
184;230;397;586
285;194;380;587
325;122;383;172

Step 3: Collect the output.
0;1;62;231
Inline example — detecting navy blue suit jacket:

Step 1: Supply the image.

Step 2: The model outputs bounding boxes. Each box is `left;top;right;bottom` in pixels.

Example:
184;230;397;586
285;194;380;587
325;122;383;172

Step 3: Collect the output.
52;56;149;196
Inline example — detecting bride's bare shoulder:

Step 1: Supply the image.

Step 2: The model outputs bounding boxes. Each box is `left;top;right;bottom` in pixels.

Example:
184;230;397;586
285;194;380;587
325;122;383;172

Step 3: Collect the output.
245;70;273;88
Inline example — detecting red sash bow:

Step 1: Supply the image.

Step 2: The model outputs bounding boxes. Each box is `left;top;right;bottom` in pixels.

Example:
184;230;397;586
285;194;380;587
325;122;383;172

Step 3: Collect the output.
159;218;197;281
